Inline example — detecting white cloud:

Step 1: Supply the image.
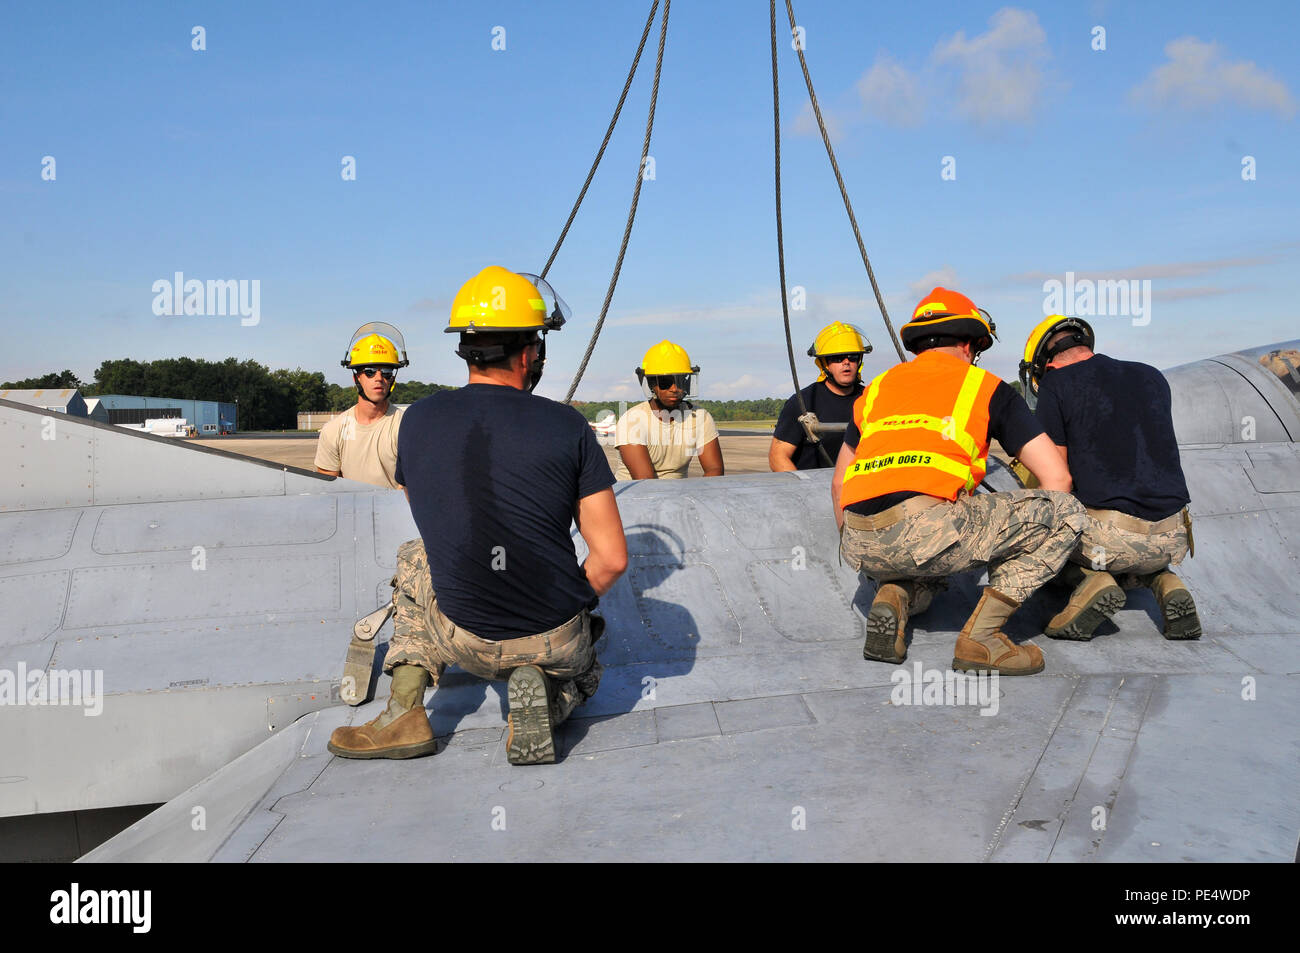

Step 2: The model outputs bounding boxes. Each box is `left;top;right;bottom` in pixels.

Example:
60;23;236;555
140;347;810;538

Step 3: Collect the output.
856;55;925;126
932;8;1049;125
792;100;845;144
1130;36;1296;119
908;265;960;297
708;373;770;399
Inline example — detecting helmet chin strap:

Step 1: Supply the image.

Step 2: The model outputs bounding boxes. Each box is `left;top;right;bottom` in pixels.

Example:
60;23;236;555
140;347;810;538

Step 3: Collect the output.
525;335;547;393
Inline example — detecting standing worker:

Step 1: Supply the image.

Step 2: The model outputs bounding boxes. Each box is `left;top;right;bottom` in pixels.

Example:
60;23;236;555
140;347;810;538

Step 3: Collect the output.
834;287;1086;674
1021;316;1201;640
328;267;628;765
615;340;725;480
770;322;870;471
315;323;408;489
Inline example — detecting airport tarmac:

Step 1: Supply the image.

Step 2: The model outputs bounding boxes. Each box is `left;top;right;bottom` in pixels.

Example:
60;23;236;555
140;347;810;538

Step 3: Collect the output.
194;433;778;475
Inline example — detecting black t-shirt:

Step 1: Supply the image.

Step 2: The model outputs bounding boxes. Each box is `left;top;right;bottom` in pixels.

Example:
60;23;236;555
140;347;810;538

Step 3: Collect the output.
843;375;1042;515
1034;353;1190;521
395;384;615;640
773;379;865;470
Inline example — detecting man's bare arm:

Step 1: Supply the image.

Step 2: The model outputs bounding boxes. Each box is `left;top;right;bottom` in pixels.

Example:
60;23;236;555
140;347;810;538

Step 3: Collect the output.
1017;433;1073;493
316;467;342;477
832;440;854;530
697;438;724;477
768;438;798;472
617;443;657;480
575;487;628;596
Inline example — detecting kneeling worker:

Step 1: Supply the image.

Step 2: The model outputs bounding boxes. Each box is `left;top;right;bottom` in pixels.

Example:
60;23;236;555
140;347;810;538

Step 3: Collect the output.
770;322;870;471
328;267;628;764
1022;316;1201;640
315;323;408;489
834;287;1086;675
615;340;724;479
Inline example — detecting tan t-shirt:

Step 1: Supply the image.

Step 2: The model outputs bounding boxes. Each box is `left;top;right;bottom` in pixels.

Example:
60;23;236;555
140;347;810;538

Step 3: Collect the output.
614;400;719;480
314;404;404;489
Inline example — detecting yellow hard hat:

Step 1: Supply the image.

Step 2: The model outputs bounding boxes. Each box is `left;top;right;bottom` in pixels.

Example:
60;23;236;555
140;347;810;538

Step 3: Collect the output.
1018;314;1095;397
341;322;409;369
638;340;697;376
808;322;870;359
446;266;569;334
808;322;872;382
346;334;400;367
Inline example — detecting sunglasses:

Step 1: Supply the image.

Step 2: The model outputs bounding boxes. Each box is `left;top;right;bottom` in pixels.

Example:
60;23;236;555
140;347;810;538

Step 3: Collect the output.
824;353;863;365
648;374;691;391
357;367;396;380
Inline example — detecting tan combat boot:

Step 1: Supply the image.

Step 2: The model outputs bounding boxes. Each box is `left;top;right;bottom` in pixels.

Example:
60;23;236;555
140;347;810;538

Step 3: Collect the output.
1045;564;1126;641
328;664;437;759
1144;571;1202;640
506;665;556;765
953;587;1045;675
863;582;911;664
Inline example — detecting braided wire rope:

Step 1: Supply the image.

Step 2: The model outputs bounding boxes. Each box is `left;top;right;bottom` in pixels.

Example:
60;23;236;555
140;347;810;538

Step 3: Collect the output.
561;0;671;404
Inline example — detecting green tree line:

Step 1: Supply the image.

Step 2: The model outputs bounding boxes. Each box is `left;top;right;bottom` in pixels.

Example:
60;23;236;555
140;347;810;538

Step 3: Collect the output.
3;359;449;430
4;360;791;429
572;397;788;422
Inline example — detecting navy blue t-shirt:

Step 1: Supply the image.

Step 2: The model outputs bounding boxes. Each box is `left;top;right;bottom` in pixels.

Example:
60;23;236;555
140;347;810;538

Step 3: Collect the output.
843;376;1042;516
1034;353;1189;521
395;384;615;640
773;379;865;470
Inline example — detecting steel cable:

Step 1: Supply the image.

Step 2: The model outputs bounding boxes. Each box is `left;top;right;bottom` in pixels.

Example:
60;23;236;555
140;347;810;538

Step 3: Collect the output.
782;0;906;363
562;0;670;404
771;0;833;467
540;0;660;281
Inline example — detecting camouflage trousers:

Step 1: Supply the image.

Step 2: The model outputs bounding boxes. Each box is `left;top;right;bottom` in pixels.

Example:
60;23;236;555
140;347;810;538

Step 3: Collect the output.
383;539;602;725
1069;508;1191;584
840;490;1088;603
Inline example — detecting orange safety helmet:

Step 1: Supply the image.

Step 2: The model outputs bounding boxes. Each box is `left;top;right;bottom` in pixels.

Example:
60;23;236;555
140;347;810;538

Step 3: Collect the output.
901;287;997;356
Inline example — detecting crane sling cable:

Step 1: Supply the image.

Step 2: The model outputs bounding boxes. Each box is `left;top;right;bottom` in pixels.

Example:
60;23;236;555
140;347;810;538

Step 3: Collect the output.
540;0;660;281
780;0;906;364
562;0;670;404
770;0;833;468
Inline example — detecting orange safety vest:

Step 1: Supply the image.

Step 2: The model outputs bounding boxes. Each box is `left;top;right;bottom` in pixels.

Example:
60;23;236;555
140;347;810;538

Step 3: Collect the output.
841;350;1001;506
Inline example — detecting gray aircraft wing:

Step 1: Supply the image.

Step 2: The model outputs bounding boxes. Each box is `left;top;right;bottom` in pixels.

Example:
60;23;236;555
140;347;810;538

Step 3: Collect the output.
3;342;1298;862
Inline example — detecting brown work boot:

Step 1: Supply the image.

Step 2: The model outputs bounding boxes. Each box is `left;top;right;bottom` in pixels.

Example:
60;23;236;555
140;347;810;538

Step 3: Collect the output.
328;664;436;759
953;587;1045;675
1143;571;1202;640
1045;564;1126;641
863;582;910;664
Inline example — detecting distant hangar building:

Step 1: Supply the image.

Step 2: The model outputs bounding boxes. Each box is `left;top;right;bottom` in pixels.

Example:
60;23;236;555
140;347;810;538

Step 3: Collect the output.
93;394;238;433
0;388;89;417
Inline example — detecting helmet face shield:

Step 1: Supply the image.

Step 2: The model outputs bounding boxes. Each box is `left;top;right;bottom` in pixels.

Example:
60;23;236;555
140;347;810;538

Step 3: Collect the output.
517;273;570;331
344;322;409;368
637;370;699;401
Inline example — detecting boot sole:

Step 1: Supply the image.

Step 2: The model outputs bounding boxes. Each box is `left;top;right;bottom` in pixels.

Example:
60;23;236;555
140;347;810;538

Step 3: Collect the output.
327;737;438;760
1161;590;1202;640
952;656;1045;676
507;666;556;765
1045;587;1126;641
863;604;906;664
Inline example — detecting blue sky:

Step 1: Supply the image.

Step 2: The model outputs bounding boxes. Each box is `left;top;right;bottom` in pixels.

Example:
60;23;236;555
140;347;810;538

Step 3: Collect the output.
2;0;1297;401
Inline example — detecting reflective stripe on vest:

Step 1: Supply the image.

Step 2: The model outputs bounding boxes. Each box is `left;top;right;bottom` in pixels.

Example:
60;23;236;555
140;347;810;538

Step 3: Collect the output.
842;357;997;505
